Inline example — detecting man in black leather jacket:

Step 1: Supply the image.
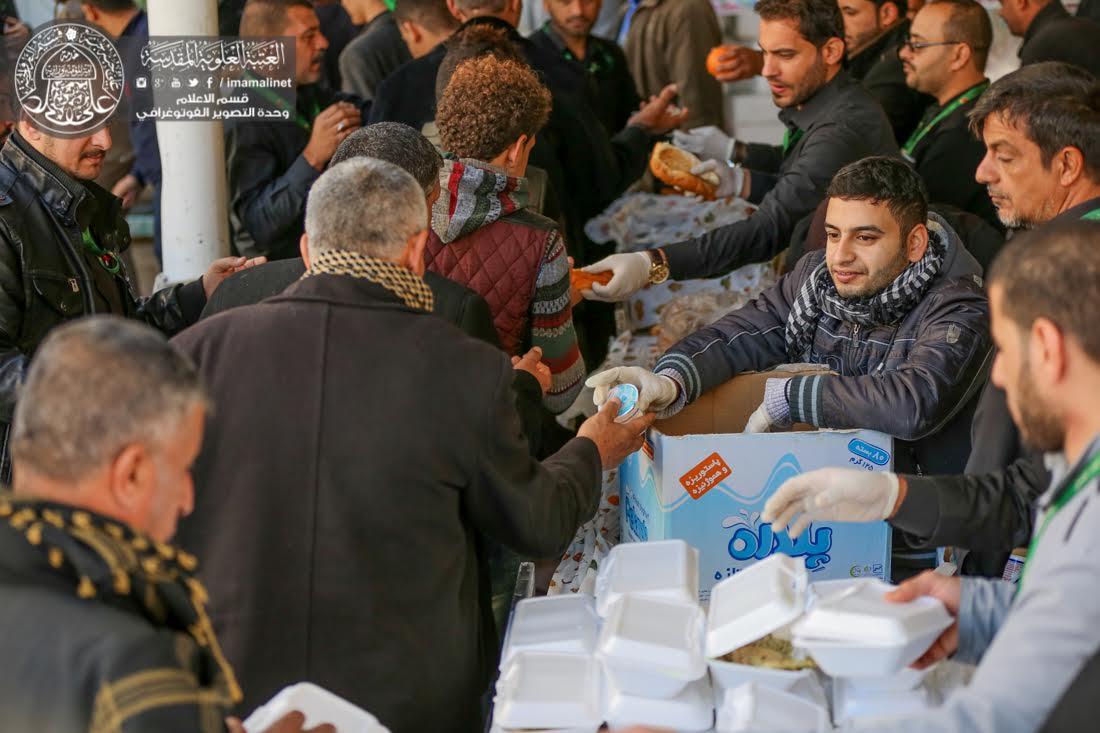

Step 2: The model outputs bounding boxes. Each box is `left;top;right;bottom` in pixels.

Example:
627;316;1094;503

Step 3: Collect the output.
0;121;260;479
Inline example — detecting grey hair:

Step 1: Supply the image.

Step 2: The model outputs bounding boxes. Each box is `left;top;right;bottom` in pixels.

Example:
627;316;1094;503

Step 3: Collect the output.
11;316;209;483
304;158;428;259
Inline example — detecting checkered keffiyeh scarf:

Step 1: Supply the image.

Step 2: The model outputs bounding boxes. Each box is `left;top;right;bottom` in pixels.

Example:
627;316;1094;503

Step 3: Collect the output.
304;249;434;312
784;230;946;361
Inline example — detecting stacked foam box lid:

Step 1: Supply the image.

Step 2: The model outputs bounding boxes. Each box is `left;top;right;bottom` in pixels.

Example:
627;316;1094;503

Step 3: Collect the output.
491;540;953;732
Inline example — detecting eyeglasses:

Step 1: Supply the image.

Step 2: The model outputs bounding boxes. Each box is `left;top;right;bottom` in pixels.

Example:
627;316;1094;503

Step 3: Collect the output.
900;38;964;53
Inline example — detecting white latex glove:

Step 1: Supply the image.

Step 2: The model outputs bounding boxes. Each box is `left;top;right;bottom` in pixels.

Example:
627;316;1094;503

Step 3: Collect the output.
581;252;651;302
691;159;744;199
585;366;680;414
672;125;736;163
761;468;901;538
743;401;773;434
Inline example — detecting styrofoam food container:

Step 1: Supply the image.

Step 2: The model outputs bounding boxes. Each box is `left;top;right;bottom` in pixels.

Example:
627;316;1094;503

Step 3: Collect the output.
841;664;934;692
715;682;828;733
708;657;821;697
597;594;707;698
792;579;953;678
832;676;935;724
705;554;808;658
605;674;715;731
500;594;600;667
242;682;389;733
596;539;699;616
492;652;604;730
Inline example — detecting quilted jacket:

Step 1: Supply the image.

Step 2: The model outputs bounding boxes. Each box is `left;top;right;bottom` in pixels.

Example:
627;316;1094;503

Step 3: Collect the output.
425;158;584;413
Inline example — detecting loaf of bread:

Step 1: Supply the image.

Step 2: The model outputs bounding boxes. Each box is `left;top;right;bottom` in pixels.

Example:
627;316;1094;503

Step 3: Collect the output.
649;142;720;200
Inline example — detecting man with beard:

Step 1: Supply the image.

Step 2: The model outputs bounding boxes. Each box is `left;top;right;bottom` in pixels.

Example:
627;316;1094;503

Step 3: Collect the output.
587;0;898;301
840;0;933;142
767;221;1100;733
587;157;990;579
898;0;997;226
0;120;260;482
529;0;640;134
761;63;1100;577
226;0;365;260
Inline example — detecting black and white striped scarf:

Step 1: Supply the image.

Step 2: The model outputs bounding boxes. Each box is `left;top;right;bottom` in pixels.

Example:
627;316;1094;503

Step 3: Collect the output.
784;229;946;361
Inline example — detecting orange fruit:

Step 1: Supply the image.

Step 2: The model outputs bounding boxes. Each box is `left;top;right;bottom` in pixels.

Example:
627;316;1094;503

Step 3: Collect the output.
706;46;727;78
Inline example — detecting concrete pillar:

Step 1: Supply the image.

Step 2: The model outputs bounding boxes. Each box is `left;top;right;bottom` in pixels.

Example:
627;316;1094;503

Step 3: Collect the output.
146;0;229;285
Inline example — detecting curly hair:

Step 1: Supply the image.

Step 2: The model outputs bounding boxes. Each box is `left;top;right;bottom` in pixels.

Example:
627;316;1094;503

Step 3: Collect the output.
436;55;552;162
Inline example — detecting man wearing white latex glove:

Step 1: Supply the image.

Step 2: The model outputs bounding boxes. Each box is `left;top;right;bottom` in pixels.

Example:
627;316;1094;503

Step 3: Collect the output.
742;377;792;433
691;159;748;200
762;467;903;537
585;366;680;415
672;125;736;163
581;248;671;302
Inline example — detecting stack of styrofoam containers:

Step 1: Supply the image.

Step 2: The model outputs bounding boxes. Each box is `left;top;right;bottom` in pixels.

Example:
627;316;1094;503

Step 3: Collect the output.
595;540;715;732
492;595;604;732
704;555;953;731
792;578;953;726
704;555;828;733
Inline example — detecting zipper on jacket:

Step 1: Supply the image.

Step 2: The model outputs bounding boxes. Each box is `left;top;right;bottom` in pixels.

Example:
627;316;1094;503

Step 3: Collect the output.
67;278;78;293
57;215;96;315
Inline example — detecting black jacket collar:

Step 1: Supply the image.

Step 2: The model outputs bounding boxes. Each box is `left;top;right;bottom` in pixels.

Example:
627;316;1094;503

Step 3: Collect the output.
781;70;854;132
1054;196;1100;223
0;133;125;244
1023;0;1071;50
847;20;908;78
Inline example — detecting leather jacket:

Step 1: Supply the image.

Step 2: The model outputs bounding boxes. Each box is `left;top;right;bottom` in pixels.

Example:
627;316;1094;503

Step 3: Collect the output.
0;133;205;466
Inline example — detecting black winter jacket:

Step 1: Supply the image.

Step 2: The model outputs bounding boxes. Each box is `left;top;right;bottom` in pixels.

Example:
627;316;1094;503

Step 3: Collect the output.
656;213;991;475
0;134;205;468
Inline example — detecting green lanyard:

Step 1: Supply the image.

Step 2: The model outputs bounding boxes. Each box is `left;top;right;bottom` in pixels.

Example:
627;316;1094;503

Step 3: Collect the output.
1017;450;1100;592
1081;208;1100;221
81;229;121;275
782;127;803;155
902;81;989;157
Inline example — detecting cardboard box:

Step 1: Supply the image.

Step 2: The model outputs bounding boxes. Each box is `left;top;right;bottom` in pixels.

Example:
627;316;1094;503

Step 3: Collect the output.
620;371;893;601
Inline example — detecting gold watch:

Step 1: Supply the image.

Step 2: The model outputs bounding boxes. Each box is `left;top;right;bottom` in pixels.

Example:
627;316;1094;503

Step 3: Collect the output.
647;248;670;284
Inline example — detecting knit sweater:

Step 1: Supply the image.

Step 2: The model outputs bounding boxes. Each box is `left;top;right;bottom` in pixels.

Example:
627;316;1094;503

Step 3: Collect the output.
427;157;585;413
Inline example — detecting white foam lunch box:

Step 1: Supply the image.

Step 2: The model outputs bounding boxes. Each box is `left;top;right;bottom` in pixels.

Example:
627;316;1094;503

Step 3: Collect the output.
500;594;600;667
242;682;390;733
705;555;824;698
492;652;605;730
791;578;953;678
604;673;715;731
596;593;707;698
595;539;699;616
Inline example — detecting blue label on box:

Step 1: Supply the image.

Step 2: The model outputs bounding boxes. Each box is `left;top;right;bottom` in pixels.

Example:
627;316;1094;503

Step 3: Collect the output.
848;438;891;466
620;431;892;600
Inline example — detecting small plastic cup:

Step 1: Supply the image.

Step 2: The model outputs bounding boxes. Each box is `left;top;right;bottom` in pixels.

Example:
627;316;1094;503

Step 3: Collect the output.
608;383;640;423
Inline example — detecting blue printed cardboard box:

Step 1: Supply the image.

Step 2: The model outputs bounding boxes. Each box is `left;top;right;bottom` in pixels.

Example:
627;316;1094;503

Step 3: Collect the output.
619;371;892;601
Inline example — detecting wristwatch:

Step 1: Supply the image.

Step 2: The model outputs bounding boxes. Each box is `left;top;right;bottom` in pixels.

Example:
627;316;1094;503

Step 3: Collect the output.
646;248;670;284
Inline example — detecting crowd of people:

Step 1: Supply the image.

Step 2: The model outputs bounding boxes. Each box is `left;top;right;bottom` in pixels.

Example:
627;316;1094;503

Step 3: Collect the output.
0;0;1099;731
